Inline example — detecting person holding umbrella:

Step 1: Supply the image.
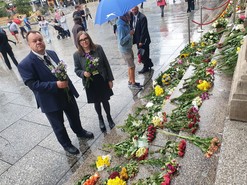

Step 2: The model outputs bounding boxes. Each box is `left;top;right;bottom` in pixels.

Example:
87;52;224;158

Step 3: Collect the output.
130;6;153;74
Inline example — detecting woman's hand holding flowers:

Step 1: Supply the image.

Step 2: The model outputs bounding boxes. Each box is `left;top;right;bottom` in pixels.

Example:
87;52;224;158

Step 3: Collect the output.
84;71;91;78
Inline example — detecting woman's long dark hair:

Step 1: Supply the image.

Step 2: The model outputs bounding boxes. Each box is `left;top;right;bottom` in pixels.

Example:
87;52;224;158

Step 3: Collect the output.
76;31;97;56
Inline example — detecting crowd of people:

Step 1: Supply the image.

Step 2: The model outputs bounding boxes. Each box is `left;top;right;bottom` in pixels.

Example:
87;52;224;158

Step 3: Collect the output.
0;1;172;155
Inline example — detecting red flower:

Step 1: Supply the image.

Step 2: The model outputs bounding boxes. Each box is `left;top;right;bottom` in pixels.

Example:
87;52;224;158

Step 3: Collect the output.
178;140;186;150
108;171;120;179
178;151;185;157
191;127;197;134
188;122;194;128
161;174;171;185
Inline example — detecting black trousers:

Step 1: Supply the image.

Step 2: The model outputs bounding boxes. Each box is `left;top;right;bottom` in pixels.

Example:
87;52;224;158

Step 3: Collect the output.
20;27;27;39
1;47;18;69
45;97;84;148
137;44;152;68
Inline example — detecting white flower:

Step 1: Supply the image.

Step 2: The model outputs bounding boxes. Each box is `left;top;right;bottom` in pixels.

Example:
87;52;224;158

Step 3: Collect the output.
153;80;157;87
146;102;154;108
167;87;176;95
132;120;142;127
192;96;202;107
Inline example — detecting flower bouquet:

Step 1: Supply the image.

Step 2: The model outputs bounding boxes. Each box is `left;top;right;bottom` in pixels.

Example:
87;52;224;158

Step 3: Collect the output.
157;129;220;158
212;17;228;32
85;53;99;88
50;61;71;102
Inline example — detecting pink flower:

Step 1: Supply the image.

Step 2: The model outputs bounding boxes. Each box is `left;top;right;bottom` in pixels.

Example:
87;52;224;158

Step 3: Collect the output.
161;174;171;185
177;59;183;64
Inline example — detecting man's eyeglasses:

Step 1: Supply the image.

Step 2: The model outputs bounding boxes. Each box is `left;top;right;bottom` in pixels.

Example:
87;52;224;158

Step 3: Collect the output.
79;37;89;42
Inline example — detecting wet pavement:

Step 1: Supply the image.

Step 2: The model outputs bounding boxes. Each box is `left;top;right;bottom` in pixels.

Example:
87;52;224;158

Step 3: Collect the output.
0;0;224;184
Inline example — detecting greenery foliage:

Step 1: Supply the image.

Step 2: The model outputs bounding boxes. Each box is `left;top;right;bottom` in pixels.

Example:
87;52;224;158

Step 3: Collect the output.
14;0;32;16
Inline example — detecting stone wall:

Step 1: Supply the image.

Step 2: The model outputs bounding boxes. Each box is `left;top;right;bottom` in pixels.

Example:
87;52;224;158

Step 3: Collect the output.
229;36;247;121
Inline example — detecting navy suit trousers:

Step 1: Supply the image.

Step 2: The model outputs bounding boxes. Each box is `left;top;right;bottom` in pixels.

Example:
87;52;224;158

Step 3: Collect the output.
45;96;84;148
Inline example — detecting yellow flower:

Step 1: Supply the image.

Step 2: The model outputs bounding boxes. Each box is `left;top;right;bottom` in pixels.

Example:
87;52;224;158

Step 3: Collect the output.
96;155;111;171
162;73;171;85
201;42;206;47
120;167;128;180
236;47;241;54
180;53;189;58
154;85;164;96
135;147;147;157
152;116;162;127
191;42;196;47
210;60;217;67
197;80;211;91
107;177;126;185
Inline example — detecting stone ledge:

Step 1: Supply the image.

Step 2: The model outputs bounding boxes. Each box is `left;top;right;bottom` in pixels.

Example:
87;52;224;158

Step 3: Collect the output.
229;36;247;121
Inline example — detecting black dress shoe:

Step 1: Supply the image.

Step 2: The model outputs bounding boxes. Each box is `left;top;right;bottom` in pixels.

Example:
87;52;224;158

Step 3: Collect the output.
64;145;79;155
99;119;106;131
138;67;150;74
77;129;94;139
107;116;115;129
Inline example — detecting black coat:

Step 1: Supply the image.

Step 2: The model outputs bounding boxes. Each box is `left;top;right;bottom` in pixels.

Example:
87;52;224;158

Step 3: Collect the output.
130;12;151;46
0;32;11;52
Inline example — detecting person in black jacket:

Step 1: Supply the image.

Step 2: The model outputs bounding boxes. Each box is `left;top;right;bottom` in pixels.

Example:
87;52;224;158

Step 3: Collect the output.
187;0;195;13
130;6;153;74
0;31;18;70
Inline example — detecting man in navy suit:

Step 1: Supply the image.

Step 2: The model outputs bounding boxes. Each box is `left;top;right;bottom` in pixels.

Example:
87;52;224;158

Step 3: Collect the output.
130;6;153;74
18;31;94;155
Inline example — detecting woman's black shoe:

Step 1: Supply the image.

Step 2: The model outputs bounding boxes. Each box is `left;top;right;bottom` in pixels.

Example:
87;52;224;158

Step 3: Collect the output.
107;116;115;129
99;119;106;131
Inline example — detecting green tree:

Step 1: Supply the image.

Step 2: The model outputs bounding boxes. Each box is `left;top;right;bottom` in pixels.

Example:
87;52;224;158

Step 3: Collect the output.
14;0;32;16
0;1;8;17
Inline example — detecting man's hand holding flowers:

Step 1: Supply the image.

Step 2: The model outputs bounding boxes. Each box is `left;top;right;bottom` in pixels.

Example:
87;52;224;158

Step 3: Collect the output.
57;80;68;89
108;81;113;89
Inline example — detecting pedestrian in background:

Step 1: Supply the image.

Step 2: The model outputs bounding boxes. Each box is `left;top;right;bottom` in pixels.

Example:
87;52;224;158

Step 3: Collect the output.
38;16;51;44
73;5;87;30
23;15;31;31
54;9;61;24
8;20;21;43
131;6;153;74
73;31;115;131
157;0;167;17
117;12;142;90
72;16;85;48
0;31;18;70
60;11;71;37
16;15;27;39
187;0;195;13
85;5;92;20
18;31;94;155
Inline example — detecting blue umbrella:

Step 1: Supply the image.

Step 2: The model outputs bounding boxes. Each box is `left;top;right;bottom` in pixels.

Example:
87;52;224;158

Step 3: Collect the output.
95;0;145;25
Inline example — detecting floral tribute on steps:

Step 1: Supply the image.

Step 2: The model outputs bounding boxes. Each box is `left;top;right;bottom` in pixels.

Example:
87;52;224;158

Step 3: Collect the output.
75;2;247;185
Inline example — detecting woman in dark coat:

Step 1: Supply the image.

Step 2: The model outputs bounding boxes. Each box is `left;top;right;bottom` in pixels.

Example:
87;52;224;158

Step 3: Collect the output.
73;31;115;131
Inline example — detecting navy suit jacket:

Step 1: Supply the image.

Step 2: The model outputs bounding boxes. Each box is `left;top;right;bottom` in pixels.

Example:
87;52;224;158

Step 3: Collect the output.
18;50;79;113
130;12;151;46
